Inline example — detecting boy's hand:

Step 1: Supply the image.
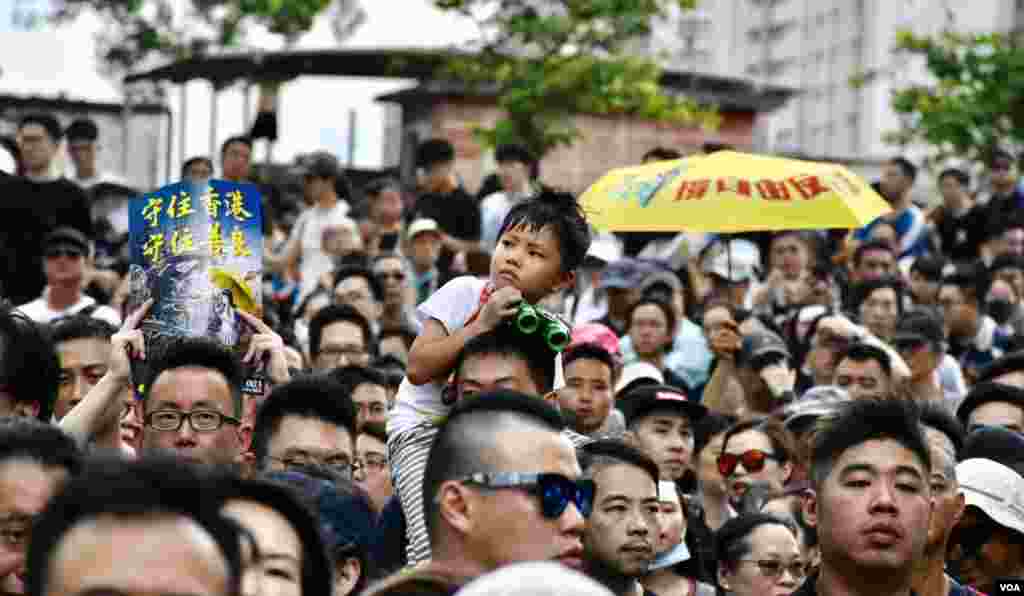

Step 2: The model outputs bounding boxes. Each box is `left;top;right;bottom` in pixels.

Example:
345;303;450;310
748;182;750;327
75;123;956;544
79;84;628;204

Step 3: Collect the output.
476;286;523;331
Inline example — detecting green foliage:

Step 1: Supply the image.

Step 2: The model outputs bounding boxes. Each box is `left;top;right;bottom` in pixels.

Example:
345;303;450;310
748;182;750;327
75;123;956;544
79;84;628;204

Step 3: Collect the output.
52;0;331;71
889;29;1024;163
432;0;717;158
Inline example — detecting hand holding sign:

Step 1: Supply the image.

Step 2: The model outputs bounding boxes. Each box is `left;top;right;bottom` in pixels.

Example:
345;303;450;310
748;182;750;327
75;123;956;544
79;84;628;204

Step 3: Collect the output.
238;310;290;386
110;299;153;385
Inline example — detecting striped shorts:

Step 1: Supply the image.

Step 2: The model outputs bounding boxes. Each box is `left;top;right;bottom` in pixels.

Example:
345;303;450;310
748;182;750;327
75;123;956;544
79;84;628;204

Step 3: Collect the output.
388;421;438;566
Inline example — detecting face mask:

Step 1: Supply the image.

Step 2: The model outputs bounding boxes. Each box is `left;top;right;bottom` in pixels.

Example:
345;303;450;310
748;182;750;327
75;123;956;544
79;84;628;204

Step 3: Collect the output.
987;299;1016;325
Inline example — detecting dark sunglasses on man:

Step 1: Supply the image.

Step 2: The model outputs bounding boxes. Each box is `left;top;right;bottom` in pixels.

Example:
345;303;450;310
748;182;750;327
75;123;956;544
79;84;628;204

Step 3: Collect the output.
450;472;595;519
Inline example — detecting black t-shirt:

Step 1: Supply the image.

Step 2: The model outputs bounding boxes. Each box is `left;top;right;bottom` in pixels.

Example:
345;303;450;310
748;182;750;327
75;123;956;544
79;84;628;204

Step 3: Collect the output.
411;186;481;278
935;205;985;262
0;176;93;304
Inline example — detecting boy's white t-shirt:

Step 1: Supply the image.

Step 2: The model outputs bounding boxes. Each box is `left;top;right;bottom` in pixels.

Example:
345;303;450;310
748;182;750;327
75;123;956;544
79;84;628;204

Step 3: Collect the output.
389;275;564;435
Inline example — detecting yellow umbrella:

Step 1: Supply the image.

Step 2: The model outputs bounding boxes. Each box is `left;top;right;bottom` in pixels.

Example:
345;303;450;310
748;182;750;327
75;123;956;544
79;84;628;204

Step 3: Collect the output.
209;267;258;313
580;151;891;233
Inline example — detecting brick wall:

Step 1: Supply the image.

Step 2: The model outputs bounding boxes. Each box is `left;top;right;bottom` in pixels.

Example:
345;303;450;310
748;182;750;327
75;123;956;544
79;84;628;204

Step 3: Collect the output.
421;97;756;194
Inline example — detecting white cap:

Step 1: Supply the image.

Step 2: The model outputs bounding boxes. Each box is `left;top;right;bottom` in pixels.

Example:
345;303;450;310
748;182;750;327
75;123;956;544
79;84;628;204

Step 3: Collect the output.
407;218;442;240
586;232;623;265
956;458;1024;535
659;481;680;504
702;238;761;283
615;361;665;395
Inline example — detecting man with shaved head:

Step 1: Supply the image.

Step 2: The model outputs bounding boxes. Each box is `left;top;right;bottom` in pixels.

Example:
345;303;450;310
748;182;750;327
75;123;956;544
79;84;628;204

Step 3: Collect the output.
367;391;592;596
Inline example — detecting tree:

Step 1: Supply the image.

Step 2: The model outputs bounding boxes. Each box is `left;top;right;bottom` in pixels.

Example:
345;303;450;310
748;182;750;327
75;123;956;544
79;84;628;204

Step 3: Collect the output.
431;0;720;158
887;29;1024;164
50;0;336;75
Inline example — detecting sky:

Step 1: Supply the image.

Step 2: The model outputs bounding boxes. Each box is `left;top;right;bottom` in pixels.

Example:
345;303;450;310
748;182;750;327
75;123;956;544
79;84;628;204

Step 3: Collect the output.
0;0;480;171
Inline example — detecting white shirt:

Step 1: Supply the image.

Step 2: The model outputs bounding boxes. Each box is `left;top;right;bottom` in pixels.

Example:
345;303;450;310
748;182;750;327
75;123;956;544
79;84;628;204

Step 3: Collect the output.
18;290;121;327
290;202;352;301
388;275;564;435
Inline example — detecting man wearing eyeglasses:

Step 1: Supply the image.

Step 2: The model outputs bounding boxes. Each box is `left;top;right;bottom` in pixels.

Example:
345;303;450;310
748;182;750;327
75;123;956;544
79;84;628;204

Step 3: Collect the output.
246;375;357;479
367;391;589;596
373;254;418;332
140;337;250;466
579;440;661;596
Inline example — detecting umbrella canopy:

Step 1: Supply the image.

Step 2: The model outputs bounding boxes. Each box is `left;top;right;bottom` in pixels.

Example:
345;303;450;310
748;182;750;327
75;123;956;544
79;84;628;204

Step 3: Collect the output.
580;151;891;233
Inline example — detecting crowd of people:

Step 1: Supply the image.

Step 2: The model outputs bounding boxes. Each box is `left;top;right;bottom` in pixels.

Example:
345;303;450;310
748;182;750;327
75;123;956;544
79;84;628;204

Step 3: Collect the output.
0;111;1023;596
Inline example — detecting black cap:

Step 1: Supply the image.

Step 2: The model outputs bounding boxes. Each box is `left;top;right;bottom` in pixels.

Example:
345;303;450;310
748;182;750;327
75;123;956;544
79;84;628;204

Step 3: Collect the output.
739;331;791;369
618;384;707;426
956;382;1024;427
961;426;1024;476
893;310;944;346
43;227;88;256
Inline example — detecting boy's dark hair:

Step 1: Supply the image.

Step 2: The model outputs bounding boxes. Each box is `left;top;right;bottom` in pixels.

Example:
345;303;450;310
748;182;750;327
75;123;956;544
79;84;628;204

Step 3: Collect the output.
48;315;116;346
495;143;534;165
938;168;970;188
497;189;592;274
251;375;358;465
144;337;243;416
917;401;965;458
309;304;374;361
835;342;893;379
360;420;388;445
422;390;564;545
722;417;799;467
643;147;682;162
852;276;905;315
65;119;98;143
330;365;387;394
853;240;895;267
26;457;245;596
19;114;62;141
941;264;990;307
579;439;660;486
454;328;556;394
0;305;60;422
809;399;931;488
220;135;252;157
889;156;918;183
215;476;333;596
332;265;385;303
694;413;739;457
182;156;214;178
0;417;80;473
714;513;798;573
416;138;455;169
563;343;615;376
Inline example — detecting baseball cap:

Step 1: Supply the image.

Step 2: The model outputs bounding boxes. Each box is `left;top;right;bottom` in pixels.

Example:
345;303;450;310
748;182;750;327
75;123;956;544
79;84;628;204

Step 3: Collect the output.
43;227;89;257
739;331;791;369
892;310;944;347
702;239;760;283
569;323;622;363
299;151;343;179
961;426;1024;477
614;361;664;397
640;270;683;299
782;386;850;434
599;258;647;290
407;218;442;241
618;384;707;426
956;457;1024;536
956;382;1024;428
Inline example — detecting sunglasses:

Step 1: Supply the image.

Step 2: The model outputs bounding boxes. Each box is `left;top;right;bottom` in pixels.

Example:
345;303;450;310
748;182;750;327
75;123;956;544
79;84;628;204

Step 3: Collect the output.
458;472;595;519
717;449;780;476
